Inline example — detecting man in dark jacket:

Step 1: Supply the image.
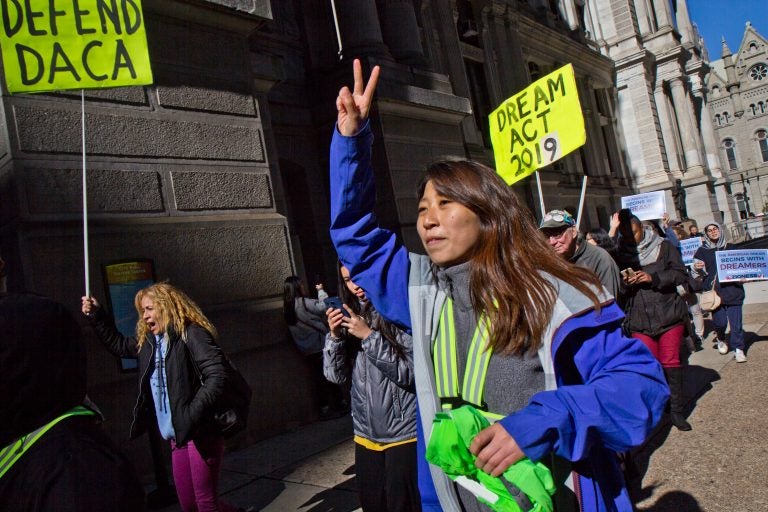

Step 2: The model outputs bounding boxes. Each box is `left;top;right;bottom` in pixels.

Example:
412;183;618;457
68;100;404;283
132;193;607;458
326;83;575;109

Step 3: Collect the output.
0;276;145;511
540;209;622;298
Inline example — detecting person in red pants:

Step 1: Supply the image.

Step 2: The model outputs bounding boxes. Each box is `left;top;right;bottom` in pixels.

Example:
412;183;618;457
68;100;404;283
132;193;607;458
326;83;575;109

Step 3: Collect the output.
615;214;692;431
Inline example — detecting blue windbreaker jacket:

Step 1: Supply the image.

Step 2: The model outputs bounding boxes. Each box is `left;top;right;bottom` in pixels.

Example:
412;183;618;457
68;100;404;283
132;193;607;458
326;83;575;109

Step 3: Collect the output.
329;122;668;511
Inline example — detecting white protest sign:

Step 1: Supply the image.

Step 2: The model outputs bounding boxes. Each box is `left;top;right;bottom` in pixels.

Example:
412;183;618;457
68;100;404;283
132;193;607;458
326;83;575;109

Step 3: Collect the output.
679;237;702;266
715;249;768;282
621;191;666;221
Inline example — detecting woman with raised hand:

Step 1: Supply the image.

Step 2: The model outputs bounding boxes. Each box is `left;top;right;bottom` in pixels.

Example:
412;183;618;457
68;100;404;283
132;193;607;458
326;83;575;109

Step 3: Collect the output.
82;283;241;512
324;263;420;511
283;275;346;418
328;59;668;511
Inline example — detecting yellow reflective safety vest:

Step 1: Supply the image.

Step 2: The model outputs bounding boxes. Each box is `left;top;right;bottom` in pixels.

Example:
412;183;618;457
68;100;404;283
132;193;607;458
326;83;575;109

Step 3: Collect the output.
433;297;505;422
0;405;96;479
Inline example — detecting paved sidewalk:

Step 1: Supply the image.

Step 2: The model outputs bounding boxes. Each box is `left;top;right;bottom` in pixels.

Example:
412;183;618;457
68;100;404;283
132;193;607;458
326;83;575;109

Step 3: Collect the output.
154;281;768;512
152;412;359;512
630;280;768;512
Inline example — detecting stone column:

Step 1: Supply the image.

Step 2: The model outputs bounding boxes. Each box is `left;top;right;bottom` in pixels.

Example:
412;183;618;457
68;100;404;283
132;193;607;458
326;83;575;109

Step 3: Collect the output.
578;77;605;176
668;77;705;174
427;1;483;147
693;89;724;179
654;84;682;174
333;0;391;60
633;0;653;34
558;0;579;30
376;0;426;65
674;0;696;44
650;0;673;29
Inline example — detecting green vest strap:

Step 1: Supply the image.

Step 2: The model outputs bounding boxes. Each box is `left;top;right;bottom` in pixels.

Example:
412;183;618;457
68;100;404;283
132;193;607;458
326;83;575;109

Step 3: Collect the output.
0;405;96;480
433;298;501;421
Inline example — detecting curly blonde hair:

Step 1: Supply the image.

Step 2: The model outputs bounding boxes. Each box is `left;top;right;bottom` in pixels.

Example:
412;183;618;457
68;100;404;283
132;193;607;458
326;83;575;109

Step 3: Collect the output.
133;283;217;349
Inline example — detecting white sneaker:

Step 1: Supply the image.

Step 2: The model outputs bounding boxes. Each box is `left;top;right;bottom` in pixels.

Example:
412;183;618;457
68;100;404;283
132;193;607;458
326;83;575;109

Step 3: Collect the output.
735;349;747;363
717;340;729;354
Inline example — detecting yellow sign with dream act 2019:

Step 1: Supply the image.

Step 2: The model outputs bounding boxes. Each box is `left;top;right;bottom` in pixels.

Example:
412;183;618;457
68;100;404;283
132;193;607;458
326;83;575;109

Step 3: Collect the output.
0;0;153;93
489;63;585;186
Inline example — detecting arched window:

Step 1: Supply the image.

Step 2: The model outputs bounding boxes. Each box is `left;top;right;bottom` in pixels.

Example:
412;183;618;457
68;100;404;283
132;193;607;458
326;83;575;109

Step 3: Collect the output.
723;139;738;170
711;85;720;97
723;111;730;124
749;41;758;53
760;101;766;114
757;130;768;162
751;104;757;115
715;114;721;125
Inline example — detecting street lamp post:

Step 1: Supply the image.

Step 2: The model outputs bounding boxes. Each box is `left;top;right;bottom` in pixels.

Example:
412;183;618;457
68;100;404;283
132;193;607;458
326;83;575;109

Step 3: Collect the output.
741;173;752;217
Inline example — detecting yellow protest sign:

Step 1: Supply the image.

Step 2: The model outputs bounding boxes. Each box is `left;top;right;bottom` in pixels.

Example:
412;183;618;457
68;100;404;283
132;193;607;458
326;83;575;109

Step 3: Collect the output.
0;0;153;93
489;63;585;185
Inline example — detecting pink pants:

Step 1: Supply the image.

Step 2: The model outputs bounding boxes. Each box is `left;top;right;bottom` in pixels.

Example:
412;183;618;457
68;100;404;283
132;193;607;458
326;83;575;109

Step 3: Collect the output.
632;323;685;368
170;436;237;512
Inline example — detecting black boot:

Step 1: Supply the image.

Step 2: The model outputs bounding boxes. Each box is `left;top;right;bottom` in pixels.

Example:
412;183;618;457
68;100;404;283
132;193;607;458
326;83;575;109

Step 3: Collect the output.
664;368;692;431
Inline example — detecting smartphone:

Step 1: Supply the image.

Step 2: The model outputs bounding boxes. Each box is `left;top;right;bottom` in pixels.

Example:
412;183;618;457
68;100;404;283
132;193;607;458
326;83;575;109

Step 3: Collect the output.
621;268;636;278
324;296;350;317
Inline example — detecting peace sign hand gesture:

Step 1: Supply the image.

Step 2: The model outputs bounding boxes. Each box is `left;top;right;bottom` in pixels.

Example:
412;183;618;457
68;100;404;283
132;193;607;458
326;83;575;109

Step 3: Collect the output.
336;58;380;136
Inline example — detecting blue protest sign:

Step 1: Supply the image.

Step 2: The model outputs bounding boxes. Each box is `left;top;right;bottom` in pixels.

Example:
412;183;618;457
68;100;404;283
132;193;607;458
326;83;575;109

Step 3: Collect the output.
679;237;702;266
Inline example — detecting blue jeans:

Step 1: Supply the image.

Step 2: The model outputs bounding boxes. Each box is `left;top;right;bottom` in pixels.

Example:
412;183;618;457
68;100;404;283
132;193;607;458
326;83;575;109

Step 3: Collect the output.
713;304;744;350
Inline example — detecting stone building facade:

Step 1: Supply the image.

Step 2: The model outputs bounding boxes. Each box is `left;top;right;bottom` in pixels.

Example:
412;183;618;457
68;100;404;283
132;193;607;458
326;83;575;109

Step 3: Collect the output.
707;23;768;225
0;0;303;478
585;0;738;227
0;0;651;478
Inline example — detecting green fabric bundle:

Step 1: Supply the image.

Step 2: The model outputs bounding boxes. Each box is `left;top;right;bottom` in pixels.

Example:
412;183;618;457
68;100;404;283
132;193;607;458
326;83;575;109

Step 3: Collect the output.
425;405;555;512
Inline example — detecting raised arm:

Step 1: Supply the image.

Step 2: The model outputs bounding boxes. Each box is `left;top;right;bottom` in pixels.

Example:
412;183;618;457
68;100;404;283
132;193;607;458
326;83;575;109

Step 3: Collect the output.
81;296;139;358
329;59;411;331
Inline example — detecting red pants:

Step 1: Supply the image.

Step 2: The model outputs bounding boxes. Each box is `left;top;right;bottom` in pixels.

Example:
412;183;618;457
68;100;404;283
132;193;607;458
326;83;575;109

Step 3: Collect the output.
632;323;685;368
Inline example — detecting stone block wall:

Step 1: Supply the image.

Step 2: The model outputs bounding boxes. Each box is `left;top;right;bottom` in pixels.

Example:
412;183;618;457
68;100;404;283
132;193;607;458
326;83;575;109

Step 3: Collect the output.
0;1;321;481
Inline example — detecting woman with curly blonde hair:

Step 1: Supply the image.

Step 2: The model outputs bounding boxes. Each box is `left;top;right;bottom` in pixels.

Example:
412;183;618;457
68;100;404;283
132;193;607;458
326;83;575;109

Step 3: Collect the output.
82;283;239;512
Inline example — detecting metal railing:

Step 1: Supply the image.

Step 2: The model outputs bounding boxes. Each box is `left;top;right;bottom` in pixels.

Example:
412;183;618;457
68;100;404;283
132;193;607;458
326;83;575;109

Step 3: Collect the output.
725;217;768;243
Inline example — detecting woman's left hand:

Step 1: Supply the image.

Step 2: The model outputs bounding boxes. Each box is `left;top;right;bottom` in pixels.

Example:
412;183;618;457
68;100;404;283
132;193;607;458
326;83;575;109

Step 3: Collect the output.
469;423;525;477
341;304;373;340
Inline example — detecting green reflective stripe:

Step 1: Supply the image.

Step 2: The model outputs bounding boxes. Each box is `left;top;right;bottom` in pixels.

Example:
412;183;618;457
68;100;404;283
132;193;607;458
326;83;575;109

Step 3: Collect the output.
446;301;458;396
433;298;459;398
0;405;95;480
433;298;497;414
462;315;492;407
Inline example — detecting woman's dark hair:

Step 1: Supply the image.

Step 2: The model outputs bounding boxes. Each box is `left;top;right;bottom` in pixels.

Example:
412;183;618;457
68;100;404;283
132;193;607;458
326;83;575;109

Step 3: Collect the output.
283;276;307;326
616;212;641;246
417;160;602;356
587;227;617;255
336;261;407;359
614;214;643;268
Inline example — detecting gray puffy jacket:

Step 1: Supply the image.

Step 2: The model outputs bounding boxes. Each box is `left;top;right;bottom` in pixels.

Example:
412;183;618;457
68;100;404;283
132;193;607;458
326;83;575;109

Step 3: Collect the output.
323;309;417;444
288;290;329;355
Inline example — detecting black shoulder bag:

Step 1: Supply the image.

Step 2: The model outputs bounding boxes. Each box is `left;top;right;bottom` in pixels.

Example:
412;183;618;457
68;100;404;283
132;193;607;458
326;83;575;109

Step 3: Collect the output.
186;345;253;439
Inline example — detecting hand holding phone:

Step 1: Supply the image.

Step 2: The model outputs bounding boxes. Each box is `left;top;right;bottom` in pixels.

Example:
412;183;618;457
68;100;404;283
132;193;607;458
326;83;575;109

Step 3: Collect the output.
324;296;349;317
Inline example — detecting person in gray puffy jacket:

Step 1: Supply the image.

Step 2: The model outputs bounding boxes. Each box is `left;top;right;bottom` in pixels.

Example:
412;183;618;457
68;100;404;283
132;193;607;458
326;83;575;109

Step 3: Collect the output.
284;276;345;418
324;263;420;512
